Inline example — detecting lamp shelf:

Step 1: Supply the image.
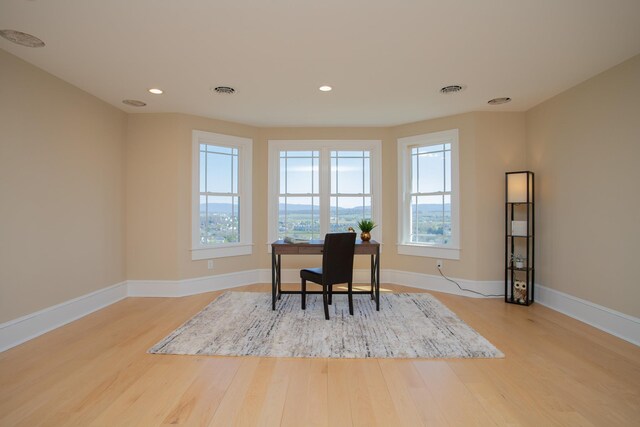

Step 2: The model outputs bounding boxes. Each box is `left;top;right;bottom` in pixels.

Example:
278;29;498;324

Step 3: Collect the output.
505;171;535;306
508;266;534;272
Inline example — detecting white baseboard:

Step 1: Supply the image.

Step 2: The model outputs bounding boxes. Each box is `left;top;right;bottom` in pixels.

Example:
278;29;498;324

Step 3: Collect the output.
4;272;637;353
256;268;503;299
536;284;640;346
383;269;503;298
0;282;128;353
127;269;261;297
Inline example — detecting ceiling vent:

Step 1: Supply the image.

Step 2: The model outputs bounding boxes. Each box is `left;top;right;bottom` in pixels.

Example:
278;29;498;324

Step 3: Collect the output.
122;99;147;107
213;86;236;94
0;30;45;47
440;85;464;94
488;97;512;105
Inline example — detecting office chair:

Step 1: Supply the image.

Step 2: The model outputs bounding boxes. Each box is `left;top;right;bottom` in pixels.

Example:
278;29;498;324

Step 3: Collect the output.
300;232;356;320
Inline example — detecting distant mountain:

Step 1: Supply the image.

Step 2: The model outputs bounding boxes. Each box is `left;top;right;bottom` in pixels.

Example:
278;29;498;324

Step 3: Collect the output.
201;203;449;214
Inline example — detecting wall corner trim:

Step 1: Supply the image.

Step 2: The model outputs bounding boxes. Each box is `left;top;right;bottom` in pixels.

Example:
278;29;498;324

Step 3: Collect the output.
0;282;128;353
536;284;640;346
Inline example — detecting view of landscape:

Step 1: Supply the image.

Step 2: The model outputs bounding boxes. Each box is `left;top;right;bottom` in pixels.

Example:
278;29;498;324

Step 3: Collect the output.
198;201;450;243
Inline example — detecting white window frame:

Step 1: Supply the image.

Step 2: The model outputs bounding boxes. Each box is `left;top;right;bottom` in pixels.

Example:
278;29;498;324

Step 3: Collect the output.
397;129;460;259
191;130;253;260
267;140;382;251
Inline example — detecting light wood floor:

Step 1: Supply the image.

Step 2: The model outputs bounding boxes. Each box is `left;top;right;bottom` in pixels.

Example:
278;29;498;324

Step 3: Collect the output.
1;283;639;426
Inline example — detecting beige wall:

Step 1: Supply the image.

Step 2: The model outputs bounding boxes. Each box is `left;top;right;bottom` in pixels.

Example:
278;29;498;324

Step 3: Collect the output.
0;50;127;323
387;112;527;281
125;113;259;280
526;54;640;317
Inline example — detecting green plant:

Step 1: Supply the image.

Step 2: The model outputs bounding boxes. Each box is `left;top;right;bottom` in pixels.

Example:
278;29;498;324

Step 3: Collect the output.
356;219;377;232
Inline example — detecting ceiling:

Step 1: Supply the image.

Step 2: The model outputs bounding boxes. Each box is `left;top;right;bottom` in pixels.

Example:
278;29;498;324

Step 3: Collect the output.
1;0;639;127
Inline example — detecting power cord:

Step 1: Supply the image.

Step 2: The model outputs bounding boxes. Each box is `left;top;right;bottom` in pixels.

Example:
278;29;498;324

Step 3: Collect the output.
437;266;504;298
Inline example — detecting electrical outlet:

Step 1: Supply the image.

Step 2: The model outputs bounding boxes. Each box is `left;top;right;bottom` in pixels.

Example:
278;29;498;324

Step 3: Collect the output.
207;260;214;270
437;259;443;269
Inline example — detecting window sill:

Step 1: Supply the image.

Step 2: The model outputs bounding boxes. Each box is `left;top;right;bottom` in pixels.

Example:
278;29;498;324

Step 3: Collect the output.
191;243;253;260
397;243;460;260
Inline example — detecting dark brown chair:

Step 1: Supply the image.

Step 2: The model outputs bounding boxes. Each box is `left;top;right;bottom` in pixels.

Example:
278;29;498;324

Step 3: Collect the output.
300;232;356;320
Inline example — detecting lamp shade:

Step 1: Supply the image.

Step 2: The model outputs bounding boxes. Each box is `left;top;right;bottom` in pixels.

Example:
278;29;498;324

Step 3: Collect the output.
506;172;533;203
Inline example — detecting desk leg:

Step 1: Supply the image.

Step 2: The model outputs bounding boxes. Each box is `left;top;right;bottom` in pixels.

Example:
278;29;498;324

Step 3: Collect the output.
376;246;381;310
370;254;375;300
277;254;282;300
271;250;276;310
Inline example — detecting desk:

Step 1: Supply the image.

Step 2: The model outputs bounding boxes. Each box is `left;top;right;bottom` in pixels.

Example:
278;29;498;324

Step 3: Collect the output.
271;239;381;311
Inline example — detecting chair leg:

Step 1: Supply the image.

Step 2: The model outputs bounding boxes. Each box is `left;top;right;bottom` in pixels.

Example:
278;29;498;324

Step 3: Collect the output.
322;286;330;320
348;281;354;315
301;278;306;310
328;284;333;305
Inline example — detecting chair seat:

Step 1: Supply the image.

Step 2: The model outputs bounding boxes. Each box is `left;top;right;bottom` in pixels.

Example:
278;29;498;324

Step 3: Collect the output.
300;267;322;283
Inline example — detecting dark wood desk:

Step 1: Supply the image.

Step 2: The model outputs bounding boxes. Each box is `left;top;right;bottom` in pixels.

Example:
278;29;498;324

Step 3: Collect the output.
271;239;381;311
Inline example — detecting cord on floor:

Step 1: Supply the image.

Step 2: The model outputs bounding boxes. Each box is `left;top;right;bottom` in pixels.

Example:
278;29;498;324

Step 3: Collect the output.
437;266;504;297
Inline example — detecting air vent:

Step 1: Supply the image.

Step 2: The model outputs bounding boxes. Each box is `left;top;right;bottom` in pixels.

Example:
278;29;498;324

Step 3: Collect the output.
0;30;45;48
488;97;512;105
213;86;235;94
440;85;464;94
122;99;147;107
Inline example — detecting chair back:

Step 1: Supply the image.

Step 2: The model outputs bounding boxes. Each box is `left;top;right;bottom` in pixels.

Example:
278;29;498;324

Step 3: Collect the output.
322;233;356;285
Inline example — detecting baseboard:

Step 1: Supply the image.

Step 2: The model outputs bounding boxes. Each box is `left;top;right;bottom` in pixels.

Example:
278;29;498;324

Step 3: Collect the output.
256;268;503;298
127;269;261;297
0;281;128;353
383;269;503;298
536;284;640;346
5;272;637;353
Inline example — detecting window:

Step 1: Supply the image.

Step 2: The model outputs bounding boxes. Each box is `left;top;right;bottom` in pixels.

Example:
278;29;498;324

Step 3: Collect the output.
268;140;381;247
397;129;460;259
192;130;252;260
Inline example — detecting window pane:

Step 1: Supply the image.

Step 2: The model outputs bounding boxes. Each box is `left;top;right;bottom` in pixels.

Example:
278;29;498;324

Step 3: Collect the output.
278;196;320;240
232;154;238;193
336;157;364;194
417;151;444;193
332;151;370;194
331;157;337;194
279;158;286;193
444;149;451;192
199;151;206;192
206;151;233;193
410;195;448;244
411;152;418;193
364;157;370;194
284;156;317;194
417;144;444;154
201;196;239;244
330;196;371;232
207;145;233;155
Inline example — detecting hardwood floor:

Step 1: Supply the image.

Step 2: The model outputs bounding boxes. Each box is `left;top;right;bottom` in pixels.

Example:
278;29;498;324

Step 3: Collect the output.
1;283;639;426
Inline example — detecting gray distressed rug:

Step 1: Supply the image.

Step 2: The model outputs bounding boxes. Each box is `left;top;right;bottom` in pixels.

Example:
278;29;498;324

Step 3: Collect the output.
149;292;503;359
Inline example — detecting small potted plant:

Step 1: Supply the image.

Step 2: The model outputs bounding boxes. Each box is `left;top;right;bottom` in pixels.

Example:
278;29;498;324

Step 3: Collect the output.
511;254;525;269
356;219;376;242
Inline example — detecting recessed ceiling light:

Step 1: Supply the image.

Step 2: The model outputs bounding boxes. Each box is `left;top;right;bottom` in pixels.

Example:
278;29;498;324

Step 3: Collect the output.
440;85;464;94
488;97;512;105
0;29;45;48
148;88;163;95
212;86;235;94
319;85;332;92
122;99;147;107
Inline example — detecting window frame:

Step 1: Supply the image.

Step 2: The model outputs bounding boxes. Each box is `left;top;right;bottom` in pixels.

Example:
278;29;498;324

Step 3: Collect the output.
191;130;253;260
267;140;382;250
397;129;460;259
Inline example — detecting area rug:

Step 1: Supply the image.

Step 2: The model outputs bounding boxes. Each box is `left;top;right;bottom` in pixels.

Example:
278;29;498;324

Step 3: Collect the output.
149;292;503;359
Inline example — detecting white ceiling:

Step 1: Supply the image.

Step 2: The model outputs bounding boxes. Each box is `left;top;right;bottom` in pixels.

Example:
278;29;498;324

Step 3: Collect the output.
1;0;639;127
